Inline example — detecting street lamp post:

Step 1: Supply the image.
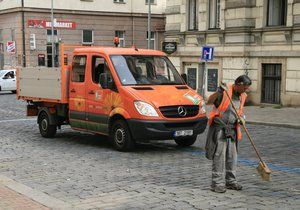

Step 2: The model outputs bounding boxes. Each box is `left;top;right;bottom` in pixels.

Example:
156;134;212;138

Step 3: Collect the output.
51;0;55;68
147;0;151;49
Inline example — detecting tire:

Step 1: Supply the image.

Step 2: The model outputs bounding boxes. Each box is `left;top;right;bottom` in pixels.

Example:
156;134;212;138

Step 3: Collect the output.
110;119;135;151
38;112;57;138
174;135;197;147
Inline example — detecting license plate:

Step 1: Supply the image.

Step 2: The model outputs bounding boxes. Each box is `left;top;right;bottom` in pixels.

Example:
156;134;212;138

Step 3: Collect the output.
173;130;193;137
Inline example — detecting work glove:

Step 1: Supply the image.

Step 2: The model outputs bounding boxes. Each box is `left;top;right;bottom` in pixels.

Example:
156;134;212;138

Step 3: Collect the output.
238;117;246;125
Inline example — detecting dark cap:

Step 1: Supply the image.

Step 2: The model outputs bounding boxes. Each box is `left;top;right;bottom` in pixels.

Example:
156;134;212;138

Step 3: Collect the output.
235;75;252;86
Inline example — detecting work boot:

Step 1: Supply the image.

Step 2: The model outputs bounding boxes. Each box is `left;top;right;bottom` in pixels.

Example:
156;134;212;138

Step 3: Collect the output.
211;186;226;193
226;183;243;190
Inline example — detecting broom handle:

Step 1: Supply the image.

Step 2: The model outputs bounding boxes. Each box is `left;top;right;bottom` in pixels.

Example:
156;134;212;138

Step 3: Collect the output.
223;88;266;166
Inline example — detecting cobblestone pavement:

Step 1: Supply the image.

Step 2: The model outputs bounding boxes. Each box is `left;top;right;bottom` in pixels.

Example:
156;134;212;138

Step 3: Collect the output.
0;92;299;209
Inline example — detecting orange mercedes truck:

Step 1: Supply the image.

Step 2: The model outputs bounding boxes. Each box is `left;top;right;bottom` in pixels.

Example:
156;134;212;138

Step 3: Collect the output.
17;44;207;151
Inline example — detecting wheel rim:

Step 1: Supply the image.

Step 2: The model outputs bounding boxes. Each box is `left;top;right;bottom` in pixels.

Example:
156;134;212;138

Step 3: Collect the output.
41;118;48;131
115;127;125;145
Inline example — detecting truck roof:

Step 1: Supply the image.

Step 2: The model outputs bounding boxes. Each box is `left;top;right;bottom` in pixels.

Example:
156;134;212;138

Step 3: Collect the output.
73;47;166;56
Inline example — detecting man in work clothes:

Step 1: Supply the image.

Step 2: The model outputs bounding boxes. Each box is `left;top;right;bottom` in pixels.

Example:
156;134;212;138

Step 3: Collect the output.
205;75;252;193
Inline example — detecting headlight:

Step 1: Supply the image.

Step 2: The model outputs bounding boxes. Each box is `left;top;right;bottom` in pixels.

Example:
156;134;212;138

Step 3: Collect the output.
134;101;159;117
200;100;206;113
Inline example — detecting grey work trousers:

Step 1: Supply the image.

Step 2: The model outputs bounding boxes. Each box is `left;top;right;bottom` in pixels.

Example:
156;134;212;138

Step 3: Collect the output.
212;130;238;187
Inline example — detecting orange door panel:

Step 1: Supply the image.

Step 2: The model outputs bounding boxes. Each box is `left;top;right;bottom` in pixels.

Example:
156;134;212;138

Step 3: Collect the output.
69;55;87;130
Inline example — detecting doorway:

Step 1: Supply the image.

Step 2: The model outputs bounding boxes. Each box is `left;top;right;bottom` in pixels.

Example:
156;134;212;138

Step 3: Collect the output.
261;64;281;104
47;43;59;67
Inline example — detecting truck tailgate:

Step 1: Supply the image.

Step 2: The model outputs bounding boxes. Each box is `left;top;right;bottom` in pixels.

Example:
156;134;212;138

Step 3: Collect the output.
17;67;69;103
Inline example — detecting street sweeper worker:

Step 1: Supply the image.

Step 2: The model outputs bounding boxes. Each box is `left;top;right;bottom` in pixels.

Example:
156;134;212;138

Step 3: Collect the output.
205;75;252;193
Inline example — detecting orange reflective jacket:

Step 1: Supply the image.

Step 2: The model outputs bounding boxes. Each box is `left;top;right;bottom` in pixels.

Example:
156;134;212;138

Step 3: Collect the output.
208;84;247;140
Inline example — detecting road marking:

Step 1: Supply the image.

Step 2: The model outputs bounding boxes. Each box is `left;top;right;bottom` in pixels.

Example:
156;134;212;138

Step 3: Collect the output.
182;148;300;175
0;118;36;123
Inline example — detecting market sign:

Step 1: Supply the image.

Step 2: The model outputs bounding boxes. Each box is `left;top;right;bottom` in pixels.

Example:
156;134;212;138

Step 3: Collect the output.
6;41;16;54
162;42;177;54
28;19;76;29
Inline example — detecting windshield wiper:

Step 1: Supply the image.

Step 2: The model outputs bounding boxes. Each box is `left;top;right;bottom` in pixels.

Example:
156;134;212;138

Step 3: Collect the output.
159;82;183;85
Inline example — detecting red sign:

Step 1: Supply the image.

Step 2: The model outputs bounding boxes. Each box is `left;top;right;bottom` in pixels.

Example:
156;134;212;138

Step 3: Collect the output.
28;19;76;29
6;41;16;54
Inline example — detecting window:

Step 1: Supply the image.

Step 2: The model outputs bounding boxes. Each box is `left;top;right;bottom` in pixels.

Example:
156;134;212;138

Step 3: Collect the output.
114;0;125;3
47;29;58;43
110;55;184;86
267;0;287;26
47;29;57;36
146;0;155;4
3;71;15;79
209;0;220;29
115;31;125;47
146;31;155;49
82;30;93;45
72;56;87;82
92;56;109;84
188;0;198;30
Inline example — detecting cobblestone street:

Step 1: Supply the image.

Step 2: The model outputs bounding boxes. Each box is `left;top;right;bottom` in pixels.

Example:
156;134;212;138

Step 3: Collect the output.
0;93;299;209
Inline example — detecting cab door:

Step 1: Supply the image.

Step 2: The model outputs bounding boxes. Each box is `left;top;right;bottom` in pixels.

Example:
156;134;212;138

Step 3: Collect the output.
69;55;88;130
85;55;117;135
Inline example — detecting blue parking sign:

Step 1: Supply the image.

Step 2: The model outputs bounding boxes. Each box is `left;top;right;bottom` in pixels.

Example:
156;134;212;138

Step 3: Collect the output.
202;46;214;61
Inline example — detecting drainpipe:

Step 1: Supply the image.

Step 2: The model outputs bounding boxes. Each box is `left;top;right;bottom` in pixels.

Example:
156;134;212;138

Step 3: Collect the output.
21;0;26;67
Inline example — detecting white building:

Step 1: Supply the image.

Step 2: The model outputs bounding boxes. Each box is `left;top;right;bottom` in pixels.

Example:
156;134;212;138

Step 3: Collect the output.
165;0;300;106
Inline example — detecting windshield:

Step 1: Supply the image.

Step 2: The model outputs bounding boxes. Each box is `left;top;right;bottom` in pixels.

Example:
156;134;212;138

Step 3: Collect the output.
110;55;184;85
0;71;8;78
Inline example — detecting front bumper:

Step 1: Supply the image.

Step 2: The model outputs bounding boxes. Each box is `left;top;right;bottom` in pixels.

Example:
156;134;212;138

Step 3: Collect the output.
127;116;208;141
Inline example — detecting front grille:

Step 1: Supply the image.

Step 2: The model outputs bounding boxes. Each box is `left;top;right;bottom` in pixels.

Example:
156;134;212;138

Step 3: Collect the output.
159;105;199;118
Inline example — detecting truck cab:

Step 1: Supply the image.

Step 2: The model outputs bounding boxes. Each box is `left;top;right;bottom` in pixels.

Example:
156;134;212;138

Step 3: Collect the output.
18;45;207;151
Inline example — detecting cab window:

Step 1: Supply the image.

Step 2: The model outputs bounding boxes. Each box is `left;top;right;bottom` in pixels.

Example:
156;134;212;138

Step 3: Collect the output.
92;56;110;84
72;55;87;82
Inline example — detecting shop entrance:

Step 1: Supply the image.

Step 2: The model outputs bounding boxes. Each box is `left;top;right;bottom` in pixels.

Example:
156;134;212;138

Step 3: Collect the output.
47;43;59;67
261;64;281;104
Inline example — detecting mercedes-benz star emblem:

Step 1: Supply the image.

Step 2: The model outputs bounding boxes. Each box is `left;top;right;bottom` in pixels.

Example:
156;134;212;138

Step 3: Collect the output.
178;106;187;117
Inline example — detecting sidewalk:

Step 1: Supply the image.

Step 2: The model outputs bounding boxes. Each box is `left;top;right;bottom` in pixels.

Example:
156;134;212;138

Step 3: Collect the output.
206;105;300;129
243;106;300;129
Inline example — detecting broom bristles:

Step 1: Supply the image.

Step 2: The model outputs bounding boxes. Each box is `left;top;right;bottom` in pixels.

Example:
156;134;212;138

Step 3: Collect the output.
256;161;271;181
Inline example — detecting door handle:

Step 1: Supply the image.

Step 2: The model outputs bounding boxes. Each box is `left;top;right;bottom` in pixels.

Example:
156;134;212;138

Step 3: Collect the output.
88;90;95;94
70;89;76;93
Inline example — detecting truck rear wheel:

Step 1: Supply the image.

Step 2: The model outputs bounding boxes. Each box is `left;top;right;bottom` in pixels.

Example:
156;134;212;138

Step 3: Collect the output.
39;112;57;138
174;135;197;147
111;120;135;151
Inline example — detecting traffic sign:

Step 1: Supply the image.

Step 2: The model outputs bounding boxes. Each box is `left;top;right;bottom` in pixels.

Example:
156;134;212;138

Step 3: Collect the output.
202;46;214;61
162;42;177;54
6;41;16;54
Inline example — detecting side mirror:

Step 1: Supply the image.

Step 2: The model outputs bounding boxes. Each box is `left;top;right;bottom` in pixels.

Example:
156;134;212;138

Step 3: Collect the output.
181;73;187;83
99;73;113;89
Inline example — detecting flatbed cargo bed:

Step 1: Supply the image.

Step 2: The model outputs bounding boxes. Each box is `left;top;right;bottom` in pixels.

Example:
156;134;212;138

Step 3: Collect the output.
17;67;69;103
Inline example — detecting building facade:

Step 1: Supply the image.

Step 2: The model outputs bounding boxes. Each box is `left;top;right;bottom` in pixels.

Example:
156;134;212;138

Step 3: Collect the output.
165;0;300;106
0;0;166;68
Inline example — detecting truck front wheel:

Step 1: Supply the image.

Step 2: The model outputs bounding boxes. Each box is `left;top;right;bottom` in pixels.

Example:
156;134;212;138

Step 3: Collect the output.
38;112;57;138
174;135;197;147
111;120;135;151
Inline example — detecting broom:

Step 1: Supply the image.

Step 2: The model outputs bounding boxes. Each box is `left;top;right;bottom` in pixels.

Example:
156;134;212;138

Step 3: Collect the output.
223;85;271;181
